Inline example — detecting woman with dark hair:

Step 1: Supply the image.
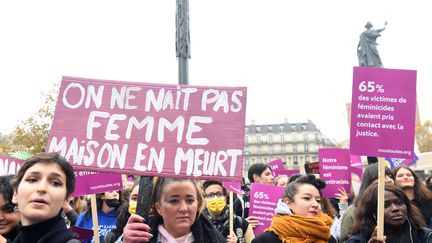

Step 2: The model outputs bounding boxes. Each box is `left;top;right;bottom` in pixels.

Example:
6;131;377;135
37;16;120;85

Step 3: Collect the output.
11;152;79;243
75;190;121;243
340;163;394;242
252;174;336;243
346;182;432;243
0;175;20;242
121;177;226;243
424;174;432;192
393;165;432;227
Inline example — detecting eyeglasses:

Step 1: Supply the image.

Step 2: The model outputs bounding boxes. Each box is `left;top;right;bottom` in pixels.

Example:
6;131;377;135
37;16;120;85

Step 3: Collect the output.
0;203;16;214
204;192;225;199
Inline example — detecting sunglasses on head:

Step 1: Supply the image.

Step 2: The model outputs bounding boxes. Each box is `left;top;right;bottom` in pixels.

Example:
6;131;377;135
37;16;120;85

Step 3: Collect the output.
0;203;16;214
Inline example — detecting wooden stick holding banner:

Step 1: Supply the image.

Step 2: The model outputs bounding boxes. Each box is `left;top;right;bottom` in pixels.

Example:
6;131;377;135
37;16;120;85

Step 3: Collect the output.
376;157;386;240
229;191;234;235
90;194;100;243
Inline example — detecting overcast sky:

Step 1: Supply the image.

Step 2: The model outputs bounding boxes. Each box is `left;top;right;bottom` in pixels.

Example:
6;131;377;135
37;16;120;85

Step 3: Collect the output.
1;0;431;142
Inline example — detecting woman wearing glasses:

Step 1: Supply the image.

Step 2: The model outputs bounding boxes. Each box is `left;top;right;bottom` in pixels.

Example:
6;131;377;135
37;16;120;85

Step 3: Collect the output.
202;180;254;243
0;175;20;243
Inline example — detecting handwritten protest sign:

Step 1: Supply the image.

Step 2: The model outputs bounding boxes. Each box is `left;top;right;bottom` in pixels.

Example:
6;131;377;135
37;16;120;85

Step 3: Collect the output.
319;148;351;198
350;67;416;159
47;77;246;181
0;155;25;175
249;183;285;235
72;171;123;197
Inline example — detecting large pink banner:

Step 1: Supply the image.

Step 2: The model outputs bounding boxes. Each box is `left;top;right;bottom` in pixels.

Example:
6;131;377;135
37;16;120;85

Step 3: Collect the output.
0;155;25;175
48;77;247;181
350;67;416;159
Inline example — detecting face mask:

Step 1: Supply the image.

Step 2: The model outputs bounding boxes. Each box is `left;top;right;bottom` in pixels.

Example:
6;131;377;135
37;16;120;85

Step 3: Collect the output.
105;199;120;208
206;198;226;215
128;201;137;215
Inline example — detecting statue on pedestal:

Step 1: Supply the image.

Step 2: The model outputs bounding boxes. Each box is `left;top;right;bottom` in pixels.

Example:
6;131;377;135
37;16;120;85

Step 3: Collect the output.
357;21;387;67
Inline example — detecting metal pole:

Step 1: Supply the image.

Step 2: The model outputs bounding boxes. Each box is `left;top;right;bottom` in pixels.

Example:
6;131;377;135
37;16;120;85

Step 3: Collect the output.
176;0;191;85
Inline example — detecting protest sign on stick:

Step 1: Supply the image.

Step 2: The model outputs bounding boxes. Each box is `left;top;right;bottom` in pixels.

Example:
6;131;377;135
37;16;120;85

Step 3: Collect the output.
0;155;24;175
48;76;247;182
350;67;416;240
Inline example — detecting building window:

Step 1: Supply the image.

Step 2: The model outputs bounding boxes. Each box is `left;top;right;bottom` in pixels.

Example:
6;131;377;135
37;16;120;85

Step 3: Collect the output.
269;146;274;154
281;133;285;142
268;126;272;132
281;145;286;153
304;133;308;141
269;135;273;143
292;134;297;142
256;135;261;143
256;127;261;132
305;155;310;162
294;156;298;165
302;124;307;130
245;136;248;145
304;144;309;152
245;127;249;133
293;146;297;153
279;126;284;132
257;146;261;154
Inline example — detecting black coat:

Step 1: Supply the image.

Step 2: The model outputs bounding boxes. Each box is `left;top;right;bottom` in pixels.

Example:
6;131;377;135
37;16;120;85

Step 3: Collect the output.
12;213;79;243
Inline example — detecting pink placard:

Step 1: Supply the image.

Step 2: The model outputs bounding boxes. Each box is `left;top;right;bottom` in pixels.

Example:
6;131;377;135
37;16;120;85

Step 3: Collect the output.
71;226;94;242
350;155;363;178
319;148;351;198
272;169;300;178
350;67;416;159
47;77;247;181
267;159;284;171
72;170;123;197
249;183;285;236
222;181;242;195
0;155;25;175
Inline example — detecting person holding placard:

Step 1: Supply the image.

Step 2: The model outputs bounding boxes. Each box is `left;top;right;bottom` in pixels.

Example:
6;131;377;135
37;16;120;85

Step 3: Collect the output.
121;177;226;243
10;152;80;243
340;163;394;242
252;174;336;243
393;165;432;228
0;175;20;243
202;180;254;243
345;182;432;243
75;190;122;243
233;163;274;228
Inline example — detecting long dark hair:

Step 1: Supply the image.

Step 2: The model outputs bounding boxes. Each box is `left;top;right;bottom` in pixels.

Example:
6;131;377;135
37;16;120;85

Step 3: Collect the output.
351;182;425;235
354;163;394;207
393;165;432;201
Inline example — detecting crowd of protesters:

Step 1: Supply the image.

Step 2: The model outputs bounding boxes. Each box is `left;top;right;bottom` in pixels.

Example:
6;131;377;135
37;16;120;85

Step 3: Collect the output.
2;153;432;243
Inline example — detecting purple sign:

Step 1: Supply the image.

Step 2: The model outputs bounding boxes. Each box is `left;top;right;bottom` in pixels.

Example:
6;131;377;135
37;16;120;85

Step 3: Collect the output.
350;155;363;179
0;155;24;175
222;181;242;195
350;67;416;159
72;170;123;197
249;183;285;235
385;154;418;169
319;148;351;198
272;169;300;178
267;159;284;176
71;226;94;242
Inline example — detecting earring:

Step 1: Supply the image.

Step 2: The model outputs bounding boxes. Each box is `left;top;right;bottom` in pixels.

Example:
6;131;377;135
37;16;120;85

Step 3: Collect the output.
14;206;19;212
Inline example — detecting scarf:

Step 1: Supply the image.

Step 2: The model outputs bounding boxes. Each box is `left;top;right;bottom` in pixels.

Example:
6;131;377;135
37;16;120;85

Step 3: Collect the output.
266;213;333;243
157;224;194;243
